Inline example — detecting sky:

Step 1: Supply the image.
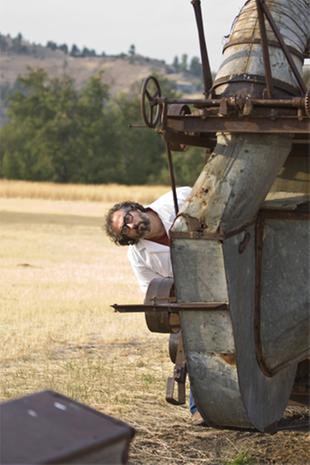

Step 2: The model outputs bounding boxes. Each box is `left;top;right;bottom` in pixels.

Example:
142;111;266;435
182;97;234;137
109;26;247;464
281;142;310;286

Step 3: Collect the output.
1;0;246;72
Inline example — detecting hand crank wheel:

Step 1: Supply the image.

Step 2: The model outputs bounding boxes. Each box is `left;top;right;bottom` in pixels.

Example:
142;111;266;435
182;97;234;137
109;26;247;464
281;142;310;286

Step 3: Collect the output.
141;76;162;128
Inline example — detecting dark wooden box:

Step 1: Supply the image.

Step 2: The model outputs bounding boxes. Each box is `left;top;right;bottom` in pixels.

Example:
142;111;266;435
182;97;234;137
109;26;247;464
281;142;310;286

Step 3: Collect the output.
0;390;135;464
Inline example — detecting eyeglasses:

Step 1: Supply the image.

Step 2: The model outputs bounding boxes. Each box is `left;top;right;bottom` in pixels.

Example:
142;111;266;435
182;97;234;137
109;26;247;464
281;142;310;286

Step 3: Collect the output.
120;211;134;236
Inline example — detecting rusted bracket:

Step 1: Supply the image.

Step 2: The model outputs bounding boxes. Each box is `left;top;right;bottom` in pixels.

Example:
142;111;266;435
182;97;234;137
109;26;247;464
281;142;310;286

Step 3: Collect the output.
166;331;187;405
170;216;256;241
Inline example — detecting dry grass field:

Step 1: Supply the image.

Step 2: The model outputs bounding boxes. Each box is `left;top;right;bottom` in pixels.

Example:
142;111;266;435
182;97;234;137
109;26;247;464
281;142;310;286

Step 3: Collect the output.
0;181;309;465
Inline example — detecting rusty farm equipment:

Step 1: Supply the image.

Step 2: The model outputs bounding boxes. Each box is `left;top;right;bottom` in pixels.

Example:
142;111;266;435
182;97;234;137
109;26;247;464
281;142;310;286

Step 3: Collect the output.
114;0;309;432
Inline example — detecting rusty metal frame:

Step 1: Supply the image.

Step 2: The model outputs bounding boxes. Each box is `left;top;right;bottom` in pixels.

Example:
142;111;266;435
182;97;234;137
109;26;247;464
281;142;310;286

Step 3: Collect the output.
158;94;308;152
157;95;307;109
189;0;308;97
139;0;309;143
144;0;309;146
170;214;257;241
258;0;306;95
165;114;309;135
191;0;213;96
255;0;307;97
254;207;310;377
221;0;306;96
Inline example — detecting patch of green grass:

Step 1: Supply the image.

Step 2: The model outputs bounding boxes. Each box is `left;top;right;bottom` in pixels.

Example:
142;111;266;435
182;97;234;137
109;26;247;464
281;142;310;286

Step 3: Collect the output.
141;373;157;386
226;451;254;465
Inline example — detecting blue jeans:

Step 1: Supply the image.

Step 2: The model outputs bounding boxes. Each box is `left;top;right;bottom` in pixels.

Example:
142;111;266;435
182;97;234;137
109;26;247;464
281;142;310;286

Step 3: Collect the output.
189;389;197;414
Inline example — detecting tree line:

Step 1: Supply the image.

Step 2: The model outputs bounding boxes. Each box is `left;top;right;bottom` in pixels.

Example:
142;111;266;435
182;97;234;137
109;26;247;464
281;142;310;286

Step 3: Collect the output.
0;69;206;185
1;32;203;78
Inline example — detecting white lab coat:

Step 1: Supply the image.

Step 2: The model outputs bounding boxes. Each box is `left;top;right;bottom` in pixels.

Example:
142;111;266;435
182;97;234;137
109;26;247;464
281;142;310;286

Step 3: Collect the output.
127;187;191;294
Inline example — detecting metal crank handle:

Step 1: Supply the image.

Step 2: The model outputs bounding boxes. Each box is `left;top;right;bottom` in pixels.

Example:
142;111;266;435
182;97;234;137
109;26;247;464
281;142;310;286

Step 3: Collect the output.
165;376;186;405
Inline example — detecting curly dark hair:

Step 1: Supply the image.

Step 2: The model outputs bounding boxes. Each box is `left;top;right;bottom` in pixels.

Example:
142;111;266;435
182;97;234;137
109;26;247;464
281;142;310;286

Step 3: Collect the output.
104;201;147;246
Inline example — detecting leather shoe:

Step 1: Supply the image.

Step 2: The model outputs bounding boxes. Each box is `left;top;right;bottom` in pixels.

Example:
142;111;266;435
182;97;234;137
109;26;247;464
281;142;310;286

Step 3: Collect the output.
191;410;208;426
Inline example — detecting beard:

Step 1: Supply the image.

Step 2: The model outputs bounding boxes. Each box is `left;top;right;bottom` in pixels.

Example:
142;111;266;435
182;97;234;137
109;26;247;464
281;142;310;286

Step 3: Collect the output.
135;212;151;239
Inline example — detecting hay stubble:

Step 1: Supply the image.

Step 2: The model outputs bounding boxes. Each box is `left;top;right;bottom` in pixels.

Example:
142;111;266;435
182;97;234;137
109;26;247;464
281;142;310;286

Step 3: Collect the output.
0;184;308;465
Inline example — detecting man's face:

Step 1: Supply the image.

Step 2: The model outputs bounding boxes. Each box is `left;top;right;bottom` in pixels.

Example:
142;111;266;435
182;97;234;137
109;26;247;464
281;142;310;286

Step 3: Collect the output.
111;208;151;244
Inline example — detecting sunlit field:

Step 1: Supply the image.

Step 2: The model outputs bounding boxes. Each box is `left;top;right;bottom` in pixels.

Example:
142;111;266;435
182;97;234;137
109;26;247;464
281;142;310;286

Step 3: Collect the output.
0;181;189;463
1;180;308;465
0;182;170;400
0;179;169;203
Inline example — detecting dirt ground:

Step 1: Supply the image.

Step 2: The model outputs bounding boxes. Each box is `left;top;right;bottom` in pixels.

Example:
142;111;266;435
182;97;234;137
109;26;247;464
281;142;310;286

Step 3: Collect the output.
129;411;309;465
105;340;309;465
1;197;308;465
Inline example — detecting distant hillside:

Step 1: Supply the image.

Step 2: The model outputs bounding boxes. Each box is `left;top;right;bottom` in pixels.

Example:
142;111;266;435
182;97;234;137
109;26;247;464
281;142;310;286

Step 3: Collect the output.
0;33;204;127
0;32;205;127
1;32;309;102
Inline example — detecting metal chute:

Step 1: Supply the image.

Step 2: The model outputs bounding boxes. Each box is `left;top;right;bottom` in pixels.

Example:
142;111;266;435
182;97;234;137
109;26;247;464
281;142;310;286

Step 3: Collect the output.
170;0;309;431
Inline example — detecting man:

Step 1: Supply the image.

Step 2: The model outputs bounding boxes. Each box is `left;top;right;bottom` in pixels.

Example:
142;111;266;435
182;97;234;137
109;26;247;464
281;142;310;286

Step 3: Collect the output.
105;187;191;293
104;186;204;424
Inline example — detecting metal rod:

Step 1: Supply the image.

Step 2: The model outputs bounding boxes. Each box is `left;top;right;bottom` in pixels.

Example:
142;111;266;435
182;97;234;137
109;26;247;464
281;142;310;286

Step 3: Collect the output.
260;0;306;95
256;0;273;98
155;96;305;108
191;0;213;96
112;302;228;313
165;141;179;215
238;97;304;108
